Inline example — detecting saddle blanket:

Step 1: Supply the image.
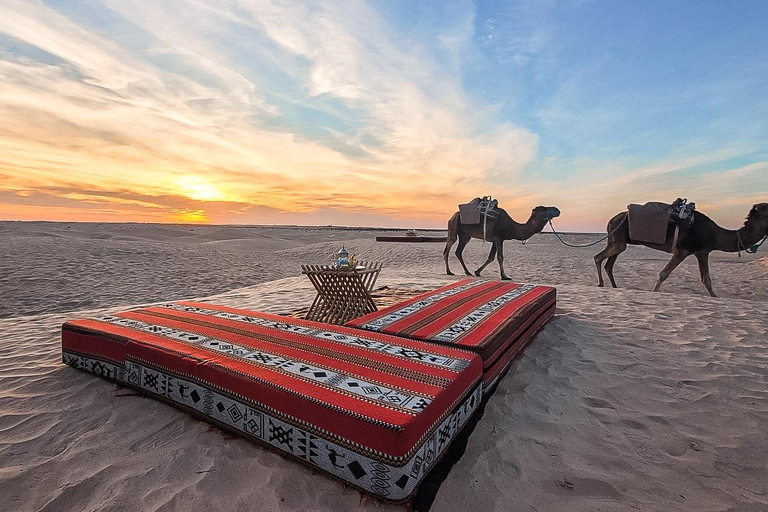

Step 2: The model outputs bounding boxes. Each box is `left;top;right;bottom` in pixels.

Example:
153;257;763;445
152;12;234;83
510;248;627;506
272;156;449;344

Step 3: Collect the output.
346;279;556;391
61;302;482;501
458;198;499;225
627;201;671;245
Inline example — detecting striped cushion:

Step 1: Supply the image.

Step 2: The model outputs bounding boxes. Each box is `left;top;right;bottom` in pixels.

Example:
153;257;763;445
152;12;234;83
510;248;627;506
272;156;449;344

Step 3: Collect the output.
346;279;556;390
61;301;482;501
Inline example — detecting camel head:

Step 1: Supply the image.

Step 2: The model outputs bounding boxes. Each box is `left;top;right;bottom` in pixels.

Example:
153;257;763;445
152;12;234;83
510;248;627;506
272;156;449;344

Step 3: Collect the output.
530;206;561;223
747;203;768;234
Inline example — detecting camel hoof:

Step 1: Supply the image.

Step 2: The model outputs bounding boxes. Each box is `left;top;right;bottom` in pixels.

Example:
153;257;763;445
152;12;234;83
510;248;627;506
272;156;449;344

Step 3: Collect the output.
474;270;482;277
464;272;472;276
501;276;511;281
597;283;604;288
446;271;454;276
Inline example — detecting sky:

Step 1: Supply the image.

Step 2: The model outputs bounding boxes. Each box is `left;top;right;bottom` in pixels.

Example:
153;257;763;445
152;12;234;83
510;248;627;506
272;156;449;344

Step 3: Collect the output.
0;0;766;231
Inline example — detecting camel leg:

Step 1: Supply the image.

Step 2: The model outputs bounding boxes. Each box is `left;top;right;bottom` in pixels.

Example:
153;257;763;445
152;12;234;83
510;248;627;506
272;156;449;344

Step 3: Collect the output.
594;254;606;287
594;246;609;287
695;252;716;297
443;232;457;275
605;252;623;288
495;239;510;280
594;243;626;287
455;234;473;276
653;251;688;292
474;244;497;277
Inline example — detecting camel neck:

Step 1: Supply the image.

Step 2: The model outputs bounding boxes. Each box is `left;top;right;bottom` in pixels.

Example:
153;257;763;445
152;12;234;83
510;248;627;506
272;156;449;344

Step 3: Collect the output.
517;218;546;240
719;223;765;253
494;213;547;241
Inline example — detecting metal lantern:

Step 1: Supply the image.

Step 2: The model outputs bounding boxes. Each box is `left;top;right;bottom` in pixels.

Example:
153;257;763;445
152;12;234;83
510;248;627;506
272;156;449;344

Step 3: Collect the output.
337;246;349;268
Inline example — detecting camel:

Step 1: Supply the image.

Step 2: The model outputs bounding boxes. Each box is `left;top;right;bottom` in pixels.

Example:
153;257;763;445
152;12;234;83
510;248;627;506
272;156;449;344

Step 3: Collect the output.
444;205;561;280
594;203;768;297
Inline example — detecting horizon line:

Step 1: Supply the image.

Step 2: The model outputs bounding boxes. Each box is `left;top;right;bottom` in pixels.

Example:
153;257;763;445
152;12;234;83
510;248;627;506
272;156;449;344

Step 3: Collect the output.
0;219;606;236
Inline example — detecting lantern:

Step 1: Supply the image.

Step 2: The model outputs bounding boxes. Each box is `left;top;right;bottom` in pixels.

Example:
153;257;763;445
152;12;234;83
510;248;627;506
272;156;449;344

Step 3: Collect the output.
336;246;349;268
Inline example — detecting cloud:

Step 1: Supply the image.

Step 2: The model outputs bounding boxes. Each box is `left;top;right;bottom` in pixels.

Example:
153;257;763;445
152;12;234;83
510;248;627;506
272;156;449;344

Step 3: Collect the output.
1;0;763;231
491;152;768;232
0;0;539;227
476;0;556;65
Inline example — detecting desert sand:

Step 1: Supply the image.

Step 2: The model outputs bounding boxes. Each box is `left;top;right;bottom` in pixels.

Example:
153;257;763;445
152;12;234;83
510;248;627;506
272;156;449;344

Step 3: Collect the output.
1;221;767;512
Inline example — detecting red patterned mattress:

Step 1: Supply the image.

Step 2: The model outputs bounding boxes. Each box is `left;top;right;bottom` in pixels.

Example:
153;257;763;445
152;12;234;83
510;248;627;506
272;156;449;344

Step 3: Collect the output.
346;279;556;391
61;302;482;501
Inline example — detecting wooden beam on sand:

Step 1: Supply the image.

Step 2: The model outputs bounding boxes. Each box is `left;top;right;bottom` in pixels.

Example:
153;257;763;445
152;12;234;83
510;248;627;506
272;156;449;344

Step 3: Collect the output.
375;236;447;242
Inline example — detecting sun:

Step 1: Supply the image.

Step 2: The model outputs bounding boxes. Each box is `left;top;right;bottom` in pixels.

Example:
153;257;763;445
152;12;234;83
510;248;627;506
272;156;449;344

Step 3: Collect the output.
176;175;227;202
169;209;209;224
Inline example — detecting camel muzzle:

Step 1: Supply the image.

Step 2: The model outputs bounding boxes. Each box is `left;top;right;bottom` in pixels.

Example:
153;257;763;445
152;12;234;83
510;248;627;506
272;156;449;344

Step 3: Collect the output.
543;207;561;220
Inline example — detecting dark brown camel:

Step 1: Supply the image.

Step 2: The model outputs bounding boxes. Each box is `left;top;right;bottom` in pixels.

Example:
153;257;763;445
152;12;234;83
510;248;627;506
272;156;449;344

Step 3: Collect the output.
444;205;560;280
594;203;768;297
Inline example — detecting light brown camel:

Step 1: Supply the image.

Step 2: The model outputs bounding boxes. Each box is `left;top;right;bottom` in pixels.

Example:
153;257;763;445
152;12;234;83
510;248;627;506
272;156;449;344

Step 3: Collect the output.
444;205;561;280
594;203;768;297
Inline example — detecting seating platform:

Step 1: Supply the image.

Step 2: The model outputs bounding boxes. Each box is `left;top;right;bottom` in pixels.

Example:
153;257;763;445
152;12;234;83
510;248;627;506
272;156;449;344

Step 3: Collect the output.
346;279;556;391
61;301;482;501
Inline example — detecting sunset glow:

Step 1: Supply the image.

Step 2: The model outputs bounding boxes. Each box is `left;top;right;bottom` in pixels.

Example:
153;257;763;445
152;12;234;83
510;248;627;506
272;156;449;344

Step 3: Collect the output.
0;1;766;230
176;176;229;203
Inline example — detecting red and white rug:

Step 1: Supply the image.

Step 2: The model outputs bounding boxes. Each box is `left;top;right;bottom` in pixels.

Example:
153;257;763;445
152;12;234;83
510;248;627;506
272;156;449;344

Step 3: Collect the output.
346;279;556;391
61;302;482;501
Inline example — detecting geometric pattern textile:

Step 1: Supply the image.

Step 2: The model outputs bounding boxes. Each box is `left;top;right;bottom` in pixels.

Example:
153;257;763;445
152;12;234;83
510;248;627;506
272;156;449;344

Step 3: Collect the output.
346;279;556;391
61;301;482;501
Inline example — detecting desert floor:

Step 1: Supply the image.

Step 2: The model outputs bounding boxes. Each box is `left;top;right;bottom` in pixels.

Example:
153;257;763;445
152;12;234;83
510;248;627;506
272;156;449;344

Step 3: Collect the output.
1;221;766;512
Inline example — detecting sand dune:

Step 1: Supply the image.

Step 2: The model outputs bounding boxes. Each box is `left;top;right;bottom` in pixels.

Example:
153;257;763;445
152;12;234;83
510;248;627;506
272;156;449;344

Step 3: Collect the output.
0;222;766;511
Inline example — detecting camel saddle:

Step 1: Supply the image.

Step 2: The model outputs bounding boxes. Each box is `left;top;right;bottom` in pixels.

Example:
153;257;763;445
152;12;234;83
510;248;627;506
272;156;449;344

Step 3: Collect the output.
459;197;499;225
627;198;695;244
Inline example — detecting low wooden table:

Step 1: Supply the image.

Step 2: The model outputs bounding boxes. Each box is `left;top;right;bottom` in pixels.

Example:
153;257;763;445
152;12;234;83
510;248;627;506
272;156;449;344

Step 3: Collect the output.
301;261;382;325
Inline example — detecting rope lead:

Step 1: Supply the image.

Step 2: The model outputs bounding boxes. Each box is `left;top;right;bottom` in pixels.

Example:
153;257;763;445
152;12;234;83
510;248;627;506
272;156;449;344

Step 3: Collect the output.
746;235;767;254
547;216;628;248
